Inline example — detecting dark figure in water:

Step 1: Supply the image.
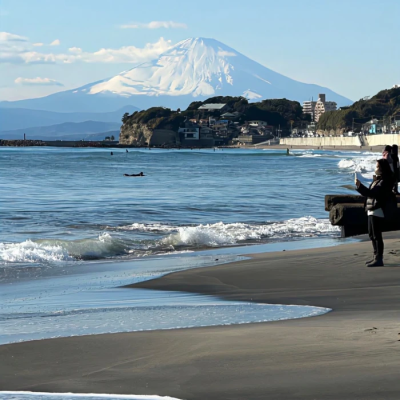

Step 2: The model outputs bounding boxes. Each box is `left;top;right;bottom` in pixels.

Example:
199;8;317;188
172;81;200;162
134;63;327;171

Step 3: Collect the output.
111;152;113;155
286;148;290;155
355;158;394;267
126;149;128;153
124;172;145;177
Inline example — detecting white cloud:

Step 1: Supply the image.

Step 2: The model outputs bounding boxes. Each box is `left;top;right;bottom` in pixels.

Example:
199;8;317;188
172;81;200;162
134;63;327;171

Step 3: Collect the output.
68;38;172;63
68;47;82;53
15;77;64;86
0;32;28;42
121;21;187;29
50;39;60;46
0;30;172;64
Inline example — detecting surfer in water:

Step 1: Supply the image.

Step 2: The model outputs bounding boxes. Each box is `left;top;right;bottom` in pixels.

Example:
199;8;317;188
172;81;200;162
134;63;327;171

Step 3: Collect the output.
124;172;145;177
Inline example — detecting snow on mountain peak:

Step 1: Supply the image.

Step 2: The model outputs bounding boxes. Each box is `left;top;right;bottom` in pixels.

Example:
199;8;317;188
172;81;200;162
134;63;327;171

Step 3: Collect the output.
89;37;241;98
2;37;352;113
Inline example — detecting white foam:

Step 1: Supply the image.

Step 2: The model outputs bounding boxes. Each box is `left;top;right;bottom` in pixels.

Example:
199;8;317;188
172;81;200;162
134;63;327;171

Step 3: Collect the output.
161;217;339;247
298;154;322;158
119;223;176;233
0;392;182;400
0;233;126;263
338;154;378;179
1;218;339;264
0;240;73;263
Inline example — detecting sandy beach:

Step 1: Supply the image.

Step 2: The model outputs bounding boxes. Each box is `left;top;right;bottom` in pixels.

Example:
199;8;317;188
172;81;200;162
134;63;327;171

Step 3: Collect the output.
2;234;400;399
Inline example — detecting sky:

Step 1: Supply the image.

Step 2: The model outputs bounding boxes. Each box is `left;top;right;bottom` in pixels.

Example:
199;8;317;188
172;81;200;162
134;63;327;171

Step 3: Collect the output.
0;0;399;102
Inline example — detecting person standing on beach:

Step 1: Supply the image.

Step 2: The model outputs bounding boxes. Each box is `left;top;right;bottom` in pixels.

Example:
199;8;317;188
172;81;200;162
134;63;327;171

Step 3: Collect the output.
391;145;399;193
355;159;394;267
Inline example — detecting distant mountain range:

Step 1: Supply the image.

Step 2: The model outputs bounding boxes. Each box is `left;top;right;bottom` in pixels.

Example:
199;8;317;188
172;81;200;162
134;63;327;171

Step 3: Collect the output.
0;121;120;140
0;105;138;131
0;37;353;140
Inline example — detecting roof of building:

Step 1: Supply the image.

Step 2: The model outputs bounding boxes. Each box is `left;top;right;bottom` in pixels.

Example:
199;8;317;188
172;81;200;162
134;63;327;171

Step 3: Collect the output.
198;103;227;110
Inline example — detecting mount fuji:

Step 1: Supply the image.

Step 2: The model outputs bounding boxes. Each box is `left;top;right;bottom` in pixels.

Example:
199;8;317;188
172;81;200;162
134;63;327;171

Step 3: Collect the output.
1;38;352;113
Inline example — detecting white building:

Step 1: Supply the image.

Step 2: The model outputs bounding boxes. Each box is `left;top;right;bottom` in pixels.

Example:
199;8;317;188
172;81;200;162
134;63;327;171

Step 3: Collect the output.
248;120;268;127
303;94;337;122
178;125;200;140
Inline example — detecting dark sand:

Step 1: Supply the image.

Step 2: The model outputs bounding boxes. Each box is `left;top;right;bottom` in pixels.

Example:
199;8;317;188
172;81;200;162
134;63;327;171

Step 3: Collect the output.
1;236;400;399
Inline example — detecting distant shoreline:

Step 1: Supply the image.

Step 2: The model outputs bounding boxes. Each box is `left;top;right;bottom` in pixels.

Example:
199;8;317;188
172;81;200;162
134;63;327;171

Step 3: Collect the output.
0;140;386;152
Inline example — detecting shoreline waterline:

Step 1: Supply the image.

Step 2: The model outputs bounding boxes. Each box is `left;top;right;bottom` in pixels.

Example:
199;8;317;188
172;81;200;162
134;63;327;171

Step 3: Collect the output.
1;234;349;345
2;234;400;399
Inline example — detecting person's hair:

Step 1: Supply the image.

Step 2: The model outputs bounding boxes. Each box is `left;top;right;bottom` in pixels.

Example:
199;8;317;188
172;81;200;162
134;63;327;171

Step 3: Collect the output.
391;144;398;156
377;158;393;180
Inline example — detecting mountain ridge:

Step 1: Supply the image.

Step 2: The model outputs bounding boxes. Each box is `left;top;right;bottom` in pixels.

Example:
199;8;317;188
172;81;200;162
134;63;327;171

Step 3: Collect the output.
0;120;120;140
0;106;139;131
0;37;352;113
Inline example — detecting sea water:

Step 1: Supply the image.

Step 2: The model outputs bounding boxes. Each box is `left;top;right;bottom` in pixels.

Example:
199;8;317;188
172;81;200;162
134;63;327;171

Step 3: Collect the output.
0;147;379;346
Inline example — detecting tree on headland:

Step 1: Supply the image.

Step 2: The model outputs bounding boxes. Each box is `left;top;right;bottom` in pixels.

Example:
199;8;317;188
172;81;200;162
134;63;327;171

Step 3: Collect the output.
111;135;115;141
122;112;130;123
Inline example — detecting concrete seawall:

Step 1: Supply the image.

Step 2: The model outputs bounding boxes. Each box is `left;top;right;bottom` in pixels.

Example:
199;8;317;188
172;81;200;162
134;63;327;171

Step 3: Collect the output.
280;136;361;147
281;134;400;148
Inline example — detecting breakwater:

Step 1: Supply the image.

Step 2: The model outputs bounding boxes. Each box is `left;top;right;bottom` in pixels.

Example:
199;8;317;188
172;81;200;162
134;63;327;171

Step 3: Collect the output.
280;134;400;147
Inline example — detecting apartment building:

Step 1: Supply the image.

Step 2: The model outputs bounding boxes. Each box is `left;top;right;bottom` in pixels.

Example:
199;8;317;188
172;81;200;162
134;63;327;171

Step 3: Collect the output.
303;94;337;122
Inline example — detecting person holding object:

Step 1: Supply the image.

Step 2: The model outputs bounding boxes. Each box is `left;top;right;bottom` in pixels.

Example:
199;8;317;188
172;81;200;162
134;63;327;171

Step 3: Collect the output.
355;159;394;267
391;145;399;193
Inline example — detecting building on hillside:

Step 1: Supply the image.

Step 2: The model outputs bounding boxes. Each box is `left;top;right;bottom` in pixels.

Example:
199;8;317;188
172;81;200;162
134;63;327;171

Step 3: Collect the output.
198;103;228;112
199;119;209;126
302;100;316;120
200;126;214;139
221;111;241;119
362;119;383;135
303;94;337;122
178;122;200;140
208;118;217;127
248;120;268;127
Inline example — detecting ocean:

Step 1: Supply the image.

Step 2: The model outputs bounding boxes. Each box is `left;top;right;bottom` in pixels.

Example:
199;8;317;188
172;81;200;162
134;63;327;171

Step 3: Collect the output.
1;146;382;399
0;147;380;344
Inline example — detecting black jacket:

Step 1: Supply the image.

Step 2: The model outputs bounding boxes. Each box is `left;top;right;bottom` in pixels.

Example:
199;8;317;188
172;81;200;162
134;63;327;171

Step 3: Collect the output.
356;177;393;213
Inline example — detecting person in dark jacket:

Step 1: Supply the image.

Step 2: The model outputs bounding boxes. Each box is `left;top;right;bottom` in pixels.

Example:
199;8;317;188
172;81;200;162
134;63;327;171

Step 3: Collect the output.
391;145;399;193
355;158;394;267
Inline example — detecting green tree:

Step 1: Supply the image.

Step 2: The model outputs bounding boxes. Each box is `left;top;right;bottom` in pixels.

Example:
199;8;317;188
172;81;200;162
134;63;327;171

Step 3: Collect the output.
111;135;115;141
122;112;130;124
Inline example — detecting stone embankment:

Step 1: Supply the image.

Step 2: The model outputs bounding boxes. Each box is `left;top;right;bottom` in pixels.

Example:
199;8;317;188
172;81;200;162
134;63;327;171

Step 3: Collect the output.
281;134;400;148
0;139;45;147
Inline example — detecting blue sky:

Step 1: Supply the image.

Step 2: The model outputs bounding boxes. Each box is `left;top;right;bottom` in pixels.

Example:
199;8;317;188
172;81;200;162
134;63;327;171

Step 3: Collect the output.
0;0;399;102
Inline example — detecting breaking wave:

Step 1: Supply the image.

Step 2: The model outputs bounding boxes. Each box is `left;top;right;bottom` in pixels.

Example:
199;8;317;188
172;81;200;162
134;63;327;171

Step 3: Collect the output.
0;218;340;265
338;154;378;177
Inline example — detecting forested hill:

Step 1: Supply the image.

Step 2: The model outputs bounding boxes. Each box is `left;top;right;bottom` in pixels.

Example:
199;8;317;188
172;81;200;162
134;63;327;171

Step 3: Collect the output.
122;96;311;132
318;87;400;131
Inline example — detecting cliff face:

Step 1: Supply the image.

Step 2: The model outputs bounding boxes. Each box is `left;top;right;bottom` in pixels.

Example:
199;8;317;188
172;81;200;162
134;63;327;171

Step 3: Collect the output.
119;123;153;146
119;123;179;146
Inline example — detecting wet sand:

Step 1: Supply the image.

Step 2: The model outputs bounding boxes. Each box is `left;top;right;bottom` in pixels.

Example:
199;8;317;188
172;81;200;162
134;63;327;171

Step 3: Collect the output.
1;235;400;399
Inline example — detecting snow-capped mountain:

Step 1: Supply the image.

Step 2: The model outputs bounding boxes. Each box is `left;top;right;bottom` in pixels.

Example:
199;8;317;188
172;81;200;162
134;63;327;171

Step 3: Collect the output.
0;38;352;113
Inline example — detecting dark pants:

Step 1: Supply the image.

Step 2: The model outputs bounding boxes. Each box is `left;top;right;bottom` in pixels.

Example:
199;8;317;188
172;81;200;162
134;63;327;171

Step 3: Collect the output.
368;215;384;257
